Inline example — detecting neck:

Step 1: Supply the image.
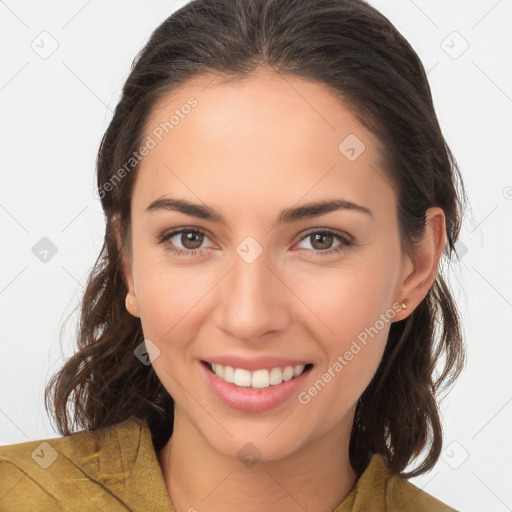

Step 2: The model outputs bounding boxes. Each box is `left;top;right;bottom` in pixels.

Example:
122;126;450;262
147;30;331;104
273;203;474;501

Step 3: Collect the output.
157;407;359;512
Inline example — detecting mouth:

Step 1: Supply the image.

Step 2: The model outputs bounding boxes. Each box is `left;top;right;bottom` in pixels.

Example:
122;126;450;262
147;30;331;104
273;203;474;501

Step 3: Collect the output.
200;358;315;412
201;360;314;390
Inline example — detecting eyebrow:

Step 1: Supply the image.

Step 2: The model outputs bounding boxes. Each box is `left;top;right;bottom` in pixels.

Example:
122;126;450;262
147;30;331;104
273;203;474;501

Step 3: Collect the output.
145;196;373;225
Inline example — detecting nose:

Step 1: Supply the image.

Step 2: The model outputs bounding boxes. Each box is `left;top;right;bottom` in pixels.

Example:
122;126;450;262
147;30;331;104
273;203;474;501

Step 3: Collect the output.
214;248;292;343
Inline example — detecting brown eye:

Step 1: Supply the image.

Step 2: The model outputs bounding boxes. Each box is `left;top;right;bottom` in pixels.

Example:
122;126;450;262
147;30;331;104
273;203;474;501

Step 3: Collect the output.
157;227;215;257
296;229;353;257
179;230;204;250
309;232;334;251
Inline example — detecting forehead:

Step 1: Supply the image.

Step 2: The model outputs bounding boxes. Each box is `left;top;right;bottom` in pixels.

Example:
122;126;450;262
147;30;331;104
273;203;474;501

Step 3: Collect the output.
132;69;395;222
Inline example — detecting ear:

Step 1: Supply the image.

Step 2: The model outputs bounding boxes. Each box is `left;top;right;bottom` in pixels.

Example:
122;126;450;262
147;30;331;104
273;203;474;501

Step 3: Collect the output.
111;213;140;318
392;207;447;322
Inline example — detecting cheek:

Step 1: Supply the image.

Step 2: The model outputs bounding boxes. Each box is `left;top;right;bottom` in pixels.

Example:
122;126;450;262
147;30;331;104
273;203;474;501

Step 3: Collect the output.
133;256;215;343
296;288;391;428
289;249;398;412
133;262;214;398
289;256;398;344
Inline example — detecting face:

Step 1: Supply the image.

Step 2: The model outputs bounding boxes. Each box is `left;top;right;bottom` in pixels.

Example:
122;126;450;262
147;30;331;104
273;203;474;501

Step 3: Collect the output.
120;68;413;461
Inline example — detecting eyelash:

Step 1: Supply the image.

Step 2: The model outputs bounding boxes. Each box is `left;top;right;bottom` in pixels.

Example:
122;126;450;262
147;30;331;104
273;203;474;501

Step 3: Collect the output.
157;227;353;258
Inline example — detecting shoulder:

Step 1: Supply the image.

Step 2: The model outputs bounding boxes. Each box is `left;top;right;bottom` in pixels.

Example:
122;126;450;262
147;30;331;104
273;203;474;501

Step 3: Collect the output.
339;454;460;512
386;472;459;511
374;454;459;511
0;416;147;511
0;414;145;465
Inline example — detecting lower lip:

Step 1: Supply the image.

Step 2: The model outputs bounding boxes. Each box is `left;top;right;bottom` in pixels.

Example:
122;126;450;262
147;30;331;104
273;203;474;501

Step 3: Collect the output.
200;360;313;413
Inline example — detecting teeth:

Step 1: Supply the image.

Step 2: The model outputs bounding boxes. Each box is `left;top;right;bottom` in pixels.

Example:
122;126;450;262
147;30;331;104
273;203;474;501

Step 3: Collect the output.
209;363;307;389
212;363;224;379
233;368;252;387
223;365;234;383
252;369;270;388
269;367;283;385
283;366;294;381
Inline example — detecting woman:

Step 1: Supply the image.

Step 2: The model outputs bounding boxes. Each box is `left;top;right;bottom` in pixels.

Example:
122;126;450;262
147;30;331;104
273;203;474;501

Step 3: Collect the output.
0;0;466;510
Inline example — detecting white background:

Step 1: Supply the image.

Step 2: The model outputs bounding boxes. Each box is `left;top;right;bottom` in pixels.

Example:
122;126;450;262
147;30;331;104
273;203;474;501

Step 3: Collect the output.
1;1;511;510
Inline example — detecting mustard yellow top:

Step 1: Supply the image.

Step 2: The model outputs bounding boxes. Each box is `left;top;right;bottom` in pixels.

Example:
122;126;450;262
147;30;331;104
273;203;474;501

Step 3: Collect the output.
0;416;458;511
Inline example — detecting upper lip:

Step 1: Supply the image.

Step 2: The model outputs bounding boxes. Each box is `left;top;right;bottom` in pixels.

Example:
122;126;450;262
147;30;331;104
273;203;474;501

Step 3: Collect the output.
202;355;313;372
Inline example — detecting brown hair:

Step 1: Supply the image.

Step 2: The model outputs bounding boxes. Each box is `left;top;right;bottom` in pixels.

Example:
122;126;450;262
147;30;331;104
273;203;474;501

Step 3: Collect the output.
45;0;466;478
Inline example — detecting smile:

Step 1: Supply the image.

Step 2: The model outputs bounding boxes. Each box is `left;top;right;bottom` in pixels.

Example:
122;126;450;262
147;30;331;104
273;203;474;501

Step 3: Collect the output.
200;359;314;412
203;361;314;389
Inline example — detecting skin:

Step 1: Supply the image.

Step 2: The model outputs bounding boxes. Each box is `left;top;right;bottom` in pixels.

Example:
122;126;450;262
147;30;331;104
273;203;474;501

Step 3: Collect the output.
115;67;446;512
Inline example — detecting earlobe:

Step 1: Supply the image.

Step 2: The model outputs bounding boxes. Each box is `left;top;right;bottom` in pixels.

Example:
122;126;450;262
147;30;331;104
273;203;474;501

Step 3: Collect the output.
393;207;447;321
125;291;141;318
